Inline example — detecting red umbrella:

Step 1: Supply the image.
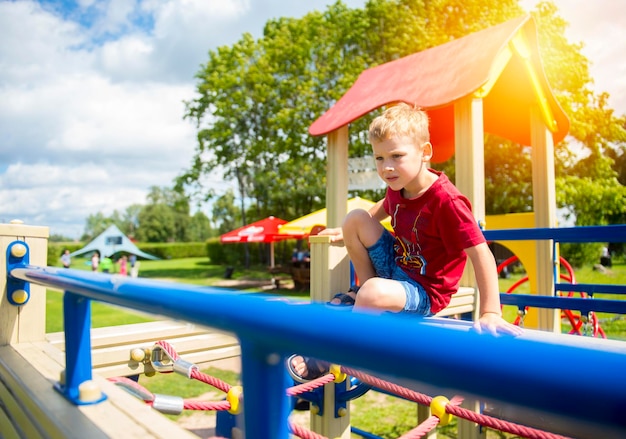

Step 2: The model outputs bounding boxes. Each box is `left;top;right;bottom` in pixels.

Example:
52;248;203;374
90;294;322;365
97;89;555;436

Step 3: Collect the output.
220;216;297;267
220;216;293;243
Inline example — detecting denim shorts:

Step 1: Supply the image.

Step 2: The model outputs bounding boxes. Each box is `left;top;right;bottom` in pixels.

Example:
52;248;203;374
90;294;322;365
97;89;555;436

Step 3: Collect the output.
366;229;432;316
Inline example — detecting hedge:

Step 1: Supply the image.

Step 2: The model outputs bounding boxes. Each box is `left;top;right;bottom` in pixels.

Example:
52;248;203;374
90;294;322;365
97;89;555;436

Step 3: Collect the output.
47;241;209;265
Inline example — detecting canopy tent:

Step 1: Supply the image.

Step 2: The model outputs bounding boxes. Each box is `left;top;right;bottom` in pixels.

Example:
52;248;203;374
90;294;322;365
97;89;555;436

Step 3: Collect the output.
220;216;296;267
278;197;393;237
69;225;159;260
309;15;569;163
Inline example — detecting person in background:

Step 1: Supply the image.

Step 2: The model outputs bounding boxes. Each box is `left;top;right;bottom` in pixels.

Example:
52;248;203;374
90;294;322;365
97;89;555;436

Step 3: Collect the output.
119;255;128;276
130;260;140;278
600;246;612;268
91;252;99;272
61;249;71;268
100;255;113;273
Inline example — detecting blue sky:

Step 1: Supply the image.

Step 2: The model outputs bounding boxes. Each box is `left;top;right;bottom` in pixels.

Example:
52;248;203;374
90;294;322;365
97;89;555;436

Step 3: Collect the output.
1;0;624;239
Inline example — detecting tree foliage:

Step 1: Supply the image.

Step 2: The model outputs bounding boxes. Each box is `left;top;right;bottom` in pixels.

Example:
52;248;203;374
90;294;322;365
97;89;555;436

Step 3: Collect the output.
179;0;624;242
82;185;213;243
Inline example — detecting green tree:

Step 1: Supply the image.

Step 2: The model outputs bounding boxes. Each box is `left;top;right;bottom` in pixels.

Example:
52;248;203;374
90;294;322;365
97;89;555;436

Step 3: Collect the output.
120;204;143;239
82;212;115;241
212;190;240;235
188;211;213;241
136;204;177;243
531;3;626;227
136;186;191;242
181;2;379;223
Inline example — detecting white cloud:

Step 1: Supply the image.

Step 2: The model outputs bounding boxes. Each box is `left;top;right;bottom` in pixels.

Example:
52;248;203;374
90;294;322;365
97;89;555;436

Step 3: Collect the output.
0;2;89;83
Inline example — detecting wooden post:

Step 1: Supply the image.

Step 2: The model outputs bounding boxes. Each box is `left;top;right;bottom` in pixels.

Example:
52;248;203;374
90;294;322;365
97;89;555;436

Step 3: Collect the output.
453;96;486;439
0;220;49;346
454;95;485;296
310;125;352;303
306;126;352;439
326;126;350;230
531;107;559;333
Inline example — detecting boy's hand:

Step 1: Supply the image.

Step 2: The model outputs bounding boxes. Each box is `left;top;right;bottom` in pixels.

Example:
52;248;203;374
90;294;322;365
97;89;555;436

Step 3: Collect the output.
317;227;344;242
474;312;523;336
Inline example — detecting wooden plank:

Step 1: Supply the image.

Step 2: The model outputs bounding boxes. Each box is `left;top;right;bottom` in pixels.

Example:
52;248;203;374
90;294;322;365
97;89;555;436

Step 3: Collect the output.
46;321;241;378
80;374;199;439
0;345;109;438
437;304;475;316
64;331;238;363
0;383;43;439
436;288;476;317
0;405;24;439
94;344;241;378
7;343;200;439
445;295;475;307
46;320;220;349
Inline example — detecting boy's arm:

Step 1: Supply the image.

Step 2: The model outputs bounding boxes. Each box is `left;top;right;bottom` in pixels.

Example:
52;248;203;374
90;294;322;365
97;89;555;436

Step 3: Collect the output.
368;199;389;222
318;200;389;242
465;243;523;336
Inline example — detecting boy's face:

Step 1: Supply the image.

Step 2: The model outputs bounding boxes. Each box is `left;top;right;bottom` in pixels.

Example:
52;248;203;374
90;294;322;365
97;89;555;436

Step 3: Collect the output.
372;136;432;194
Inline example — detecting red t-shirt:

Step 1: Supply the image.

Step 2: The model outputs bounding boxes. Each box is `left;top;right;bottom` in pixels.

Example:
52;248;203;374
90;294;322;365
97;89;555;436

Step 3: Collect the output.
383;170;485;313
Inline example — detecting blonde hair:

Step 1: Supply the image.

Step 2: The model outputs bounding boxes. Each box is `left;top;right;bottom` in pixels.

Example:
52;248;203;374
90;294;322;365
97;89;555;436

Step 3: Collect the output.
368;103;430;145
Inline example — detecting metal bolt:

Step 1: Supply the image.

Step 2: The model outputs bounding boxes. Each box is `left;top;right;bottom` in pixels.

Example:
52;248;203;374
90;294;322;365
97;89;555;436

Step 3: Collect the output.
11;289;28;304
11;243;27;258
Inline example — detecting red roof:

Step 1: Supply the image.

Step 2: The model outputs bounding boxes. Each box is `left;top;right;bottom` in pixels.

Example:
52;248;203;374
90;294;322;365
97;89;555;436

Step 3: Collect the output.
309;15;569;163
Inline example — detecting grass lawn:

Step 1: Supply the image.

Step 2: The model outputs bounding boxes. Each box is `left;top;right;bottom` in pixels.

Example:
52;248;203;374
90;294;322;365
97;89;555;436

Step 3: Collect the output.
45;256;626;438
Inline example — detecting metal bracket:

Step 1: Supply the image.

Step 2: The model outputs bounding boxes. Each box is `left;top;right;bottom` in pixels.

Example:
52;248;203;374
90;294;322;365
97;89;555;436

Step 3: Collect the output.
151;344;198;378
6;241;30;306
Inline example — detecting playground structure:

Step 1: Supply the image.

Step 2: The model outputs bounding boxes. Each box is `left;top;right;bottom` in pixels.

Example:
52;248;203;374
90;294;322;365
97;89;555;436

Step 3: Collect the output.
1;222;626;439
308;14;570;335
1;13;626;439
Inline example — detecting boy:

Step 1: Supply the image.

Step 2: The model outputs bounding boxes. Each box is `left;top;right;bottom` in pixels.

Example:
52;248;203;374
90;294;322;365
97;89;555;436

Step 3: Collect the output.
289;103;521;382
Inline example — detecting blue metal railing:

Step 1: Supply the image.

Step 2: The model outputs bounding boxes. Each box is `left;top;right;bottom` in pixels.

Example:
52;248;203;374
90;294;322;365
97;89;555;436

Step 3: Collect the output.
5;226;626;438
482;224;626;243
485;224;626;318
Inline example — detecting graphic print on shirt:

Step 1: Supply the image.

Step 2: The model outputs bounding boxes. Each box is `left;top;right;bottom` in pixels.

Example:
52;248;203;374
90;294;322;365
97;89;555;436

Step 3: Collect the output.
391;205;427;275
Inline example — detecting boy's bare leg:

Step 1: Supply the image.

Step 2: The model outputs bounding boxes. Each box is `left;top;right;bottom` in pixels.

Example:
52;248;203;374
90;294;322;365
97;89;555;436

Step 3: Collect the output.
332;209;407;312
355;277;407;312
342;209;380;282
326;209;379;305
294;210;405;377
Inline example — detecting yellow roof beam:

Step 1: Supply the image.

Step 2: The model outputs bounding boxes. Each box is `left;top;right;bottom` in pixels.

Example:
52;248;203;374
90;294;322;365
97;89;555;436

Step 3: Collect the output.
511;31;558;132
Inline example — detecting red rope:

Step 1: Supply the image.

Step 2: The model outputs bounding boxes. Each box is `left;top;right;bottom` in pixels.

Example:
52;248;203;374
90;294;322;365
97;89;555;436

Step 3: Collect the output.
156;339;178;359
340;366;573;439
286;373;336;396
108;376;154;401
183;400;231;411
289;421;328;439
398;415;440;439
146;343;574;439
446;404;571;439
340;365;433;407
191;368;232;393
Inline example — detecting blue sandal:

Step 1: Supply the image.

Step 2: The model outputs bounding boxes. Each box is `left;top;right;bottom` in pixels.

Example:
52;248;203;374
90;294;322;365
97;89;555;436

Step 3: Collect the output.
326;286;359;307
329;292;355;305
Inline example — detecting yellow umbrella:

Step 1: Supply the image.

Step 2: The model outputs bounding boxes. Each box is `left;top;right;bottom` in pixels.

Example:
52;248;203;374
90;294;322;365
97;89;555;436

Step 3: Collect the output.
278;197;392;237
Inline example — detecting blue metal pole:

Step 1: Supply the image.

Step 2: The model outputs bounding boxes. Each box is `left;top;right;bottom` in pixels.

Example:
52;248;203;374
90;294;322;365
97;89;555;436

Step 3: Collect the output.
54;291;106;404
239;340;291;439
